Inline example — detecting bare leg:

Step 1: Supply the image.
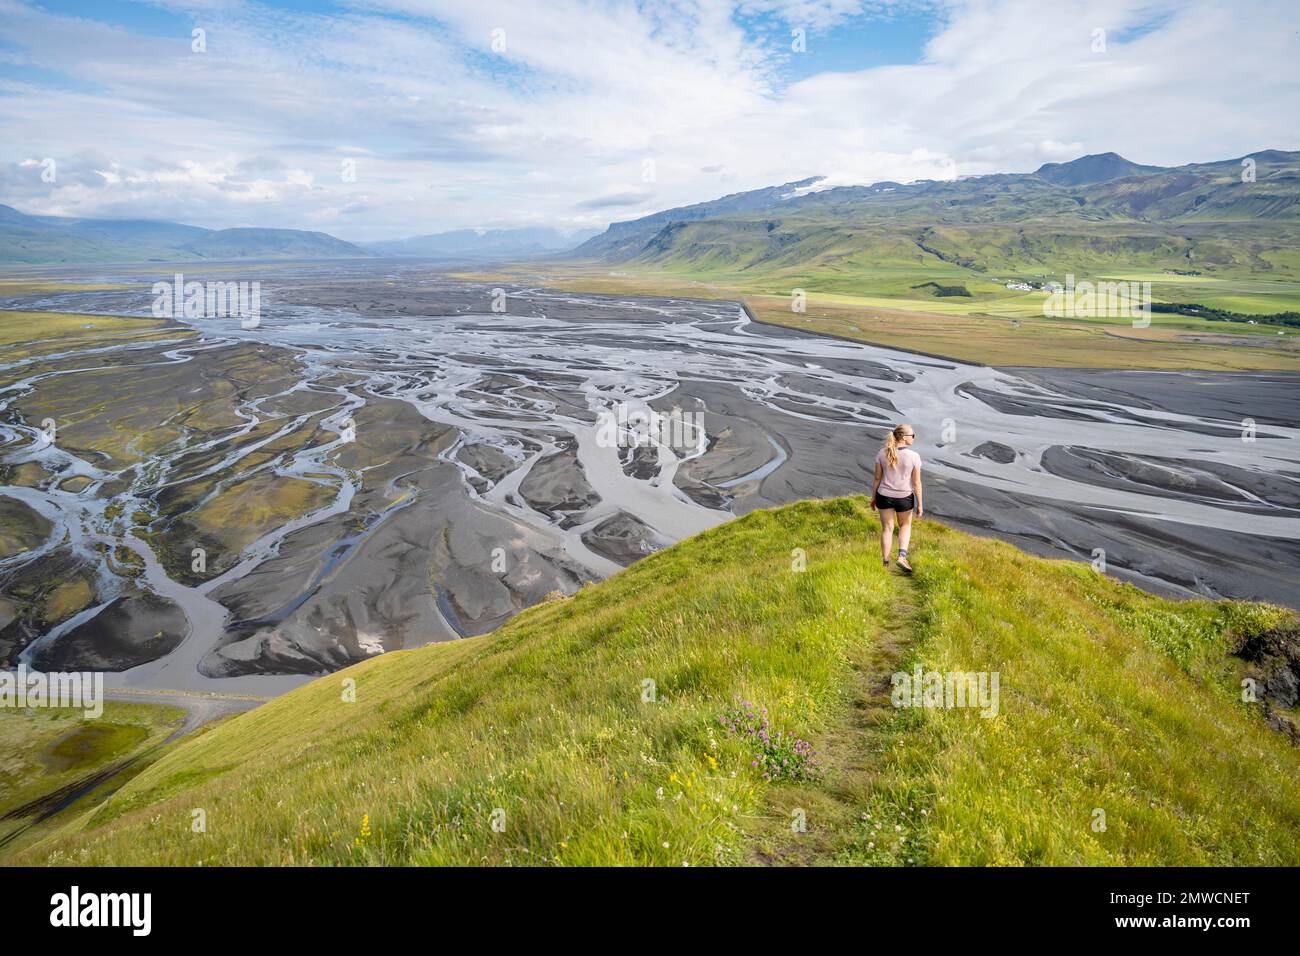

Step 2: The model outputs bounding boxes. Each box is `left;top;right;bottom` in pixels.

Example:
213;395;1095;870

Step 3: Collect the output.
897;509;914;553
896;509;914;571
879;509;896;563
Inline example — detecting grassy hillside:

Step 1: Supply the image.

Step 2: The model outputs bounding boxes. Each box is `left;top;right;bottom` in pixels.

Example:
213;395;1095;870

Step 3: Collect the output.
576;151;1300;287
10;497;1299;866
659;220;1296;288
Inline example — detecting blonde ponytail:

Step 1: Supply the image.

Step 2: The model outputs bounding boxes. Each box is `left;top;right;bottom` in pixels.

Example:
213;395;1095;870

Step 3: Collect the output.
883;423;912;467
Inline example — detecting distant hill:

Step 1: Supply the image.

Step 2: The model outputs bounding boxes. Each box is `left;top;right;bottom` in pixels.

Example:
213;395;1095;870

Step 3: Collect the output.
0;207;116;263
0;205;372;264
1034;152;1165;186
32;215;209;247
567;150;1300;280
363;226;599;259
182;227;371;260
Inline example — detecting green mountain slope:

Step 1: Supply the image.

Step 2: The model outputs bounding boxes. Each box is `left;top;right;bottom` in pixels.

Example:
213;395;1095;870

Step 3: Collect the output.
572;151;1300;284
14;497;1299;866
572;176;824;260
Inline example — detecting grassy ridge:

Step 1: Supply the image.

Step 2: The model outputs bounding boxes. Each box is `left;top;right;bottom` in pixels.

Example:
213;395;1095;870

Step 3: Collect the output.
11;498;1299;866
903;534;1295;865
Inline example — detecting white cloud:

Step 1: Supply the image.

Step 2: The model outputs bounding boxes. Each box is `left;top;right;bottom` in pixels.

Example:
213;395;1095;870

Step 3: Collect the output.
0;0;1295;240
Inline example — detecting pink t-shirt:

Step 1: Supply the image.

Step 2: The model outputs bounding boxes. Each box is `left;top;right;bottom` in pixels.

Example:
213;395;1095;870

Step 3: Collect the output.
875;447;921;497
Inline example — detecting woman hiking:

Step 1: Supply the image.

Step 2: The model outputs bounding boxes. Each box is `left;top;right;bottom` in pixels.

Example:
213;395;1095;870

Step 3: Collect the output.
870;423;923;572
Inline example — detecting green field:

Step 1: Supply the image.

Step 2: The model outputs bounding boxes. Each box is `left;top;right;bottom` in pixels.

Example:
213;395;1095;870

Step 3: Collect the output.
0;701;185;856
467;264;1300;370
613;262;1300;319
1094;272;1300;314
9;497;1297;866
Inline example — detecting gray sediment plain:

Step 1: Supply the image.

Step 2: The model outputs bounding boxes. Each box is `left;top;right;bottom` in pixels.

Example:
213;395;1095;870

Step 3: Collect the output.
2;263;1297;695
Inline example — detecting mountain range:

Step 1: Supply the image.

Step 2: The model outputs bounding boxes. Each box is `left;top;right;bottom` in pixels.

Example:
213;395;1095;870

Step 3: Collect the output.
361;226;598;259
572;150;1300;280
0;207;594;266
3;150;1297;272
0;205;371;265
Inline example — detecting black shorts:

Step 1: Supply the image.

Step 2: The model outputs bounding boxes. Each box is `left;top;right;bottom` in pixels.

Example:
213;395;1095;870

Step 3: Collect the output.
874;492;915;512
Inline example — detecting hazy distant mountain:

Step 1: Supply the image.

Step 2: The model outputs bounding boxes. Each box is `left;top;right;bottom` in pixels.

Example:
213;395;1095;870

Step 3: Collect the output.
0;204;372;264
567;150;1300;278
182;227;371;260
363;226;600;259
0;206;116;263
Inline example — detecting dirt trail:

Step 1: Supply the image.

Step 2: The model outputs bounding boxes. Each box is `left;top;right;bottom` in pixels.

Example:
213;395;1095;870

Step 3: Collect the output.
751;567;921;866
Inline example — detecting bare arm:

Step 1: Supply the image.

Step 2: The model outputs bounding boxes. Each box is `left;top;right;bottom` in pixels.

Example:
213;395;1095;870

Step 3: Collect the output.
870;461;883;510
912;461;923;517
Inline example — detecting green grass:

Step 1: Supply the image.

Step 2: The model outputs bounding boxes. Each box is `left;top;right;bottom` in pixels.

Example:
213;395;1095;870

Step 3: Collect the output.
0;702;185;855
0;310;182;355
587;263;1300;329
9;497;1299;866
1095;273;1300;314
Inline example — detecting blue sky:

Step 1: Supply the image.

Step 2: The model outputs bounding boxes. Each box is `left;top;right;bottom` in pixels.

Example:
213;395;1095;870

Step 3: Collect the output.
0;0;1296;240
